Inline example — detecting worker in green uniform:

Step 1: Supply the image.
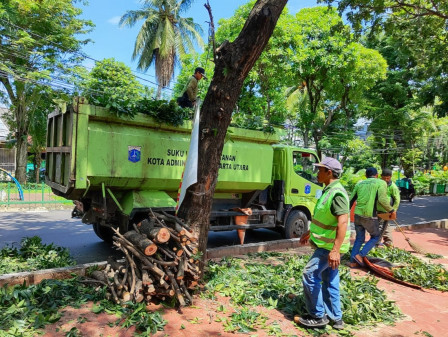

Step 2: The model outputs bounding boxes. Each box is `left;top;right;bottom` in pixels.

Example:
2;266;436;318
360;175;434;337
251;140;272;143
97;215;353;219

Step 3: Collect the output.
177;67;207;108
377;168;400;247
349;167;396;267
296;157;349;330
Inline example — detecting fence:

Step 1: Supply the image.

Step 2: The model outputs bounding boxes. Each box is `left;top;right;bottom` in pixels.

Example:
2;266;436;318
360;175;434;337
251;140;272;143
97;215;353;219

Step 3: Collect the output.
0;181;72;211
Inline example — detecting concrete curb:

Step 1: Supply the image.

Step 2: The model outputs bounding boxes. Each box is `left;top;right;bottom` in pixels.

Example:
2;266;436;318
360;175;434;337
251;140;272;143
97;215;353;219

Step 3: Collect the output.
0;261;106;287
206;238;311;260
395;219;448;230
1;219;447;287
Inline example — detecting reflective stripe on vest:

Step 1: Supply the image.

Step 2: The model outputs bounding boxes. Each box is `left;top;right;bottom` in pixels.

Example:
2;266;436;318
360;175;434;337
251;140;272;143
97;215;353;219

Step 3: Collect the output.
311;218;337;231
310;181;350;253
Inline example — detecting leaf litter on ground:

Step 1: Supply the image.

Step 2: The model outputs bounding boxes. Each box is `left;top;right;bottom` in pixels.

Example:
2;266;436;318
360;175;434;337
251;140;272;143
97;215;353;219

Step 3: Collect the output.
1;240;446;336
369;247;448;291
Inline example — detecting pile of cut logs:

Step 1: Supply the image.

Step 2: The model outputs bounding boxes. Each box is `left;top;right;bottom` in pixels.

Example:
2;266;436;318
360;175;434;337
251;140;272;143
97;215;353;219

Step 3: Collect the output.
86;211;200;307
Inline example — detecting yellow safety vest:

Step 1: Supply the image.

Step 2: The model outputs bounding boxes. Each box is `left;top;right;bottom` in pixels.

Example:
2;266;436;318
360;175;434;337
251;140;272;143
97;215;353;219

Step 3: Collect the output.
310;181;350;253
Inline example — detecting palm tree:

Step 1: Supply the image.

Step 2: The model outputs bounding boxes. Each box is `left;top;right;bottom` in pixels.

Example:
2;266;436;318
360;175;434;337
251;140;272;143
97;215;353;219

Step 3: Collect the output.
120;0;204;98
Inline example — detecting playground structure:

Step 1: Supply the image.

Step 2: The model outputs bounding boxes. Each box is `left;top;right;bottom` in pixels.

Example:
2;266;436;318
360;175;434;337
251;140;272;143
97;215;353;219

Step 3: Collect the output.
0;167;23;201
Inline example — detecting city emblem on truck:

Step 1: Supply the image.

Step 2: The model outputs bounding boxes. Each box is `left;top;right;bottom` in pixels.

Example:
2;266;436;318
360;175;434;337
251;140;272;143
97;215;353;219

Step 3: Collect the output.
304;184;311;194
128;146;141;163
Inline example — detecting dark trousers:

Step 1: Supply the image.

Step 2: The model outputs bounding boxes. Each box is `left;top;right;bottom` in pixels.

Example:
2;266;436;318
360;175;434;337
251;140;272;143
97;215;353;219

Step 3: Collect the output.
177;92;193;108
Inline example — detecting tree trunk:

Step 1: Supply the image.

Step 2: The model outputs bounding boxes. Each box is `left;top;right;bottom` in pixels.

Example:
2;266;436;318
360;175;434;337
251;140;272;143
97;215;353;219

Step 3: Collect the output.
15;132;28;184
35;152;42;184
177;0;287;266
156;85;162;100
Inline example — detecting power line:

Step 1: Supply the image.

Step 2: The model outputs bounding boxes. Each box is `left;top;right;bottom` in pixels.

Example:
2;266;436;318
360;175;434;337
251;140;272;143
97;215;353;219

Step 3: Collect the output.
0;17;176;92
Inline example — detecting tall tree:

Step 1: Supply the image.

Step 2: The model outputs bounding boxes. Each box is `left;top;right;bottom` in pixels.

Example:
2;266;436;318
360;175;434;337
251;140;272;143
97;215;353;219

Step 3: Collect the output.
361;32;435;170
177;0;287;263
28;90;59;183
289;7;387;156
0;0;93;183
320;0;448;117
120;0;204;98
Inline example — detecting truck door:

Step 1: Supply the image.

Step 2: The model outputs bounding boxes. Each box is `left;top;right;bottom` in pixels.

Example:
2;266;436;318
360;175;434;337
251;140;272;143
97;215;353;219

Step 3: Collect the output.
285;151;322;210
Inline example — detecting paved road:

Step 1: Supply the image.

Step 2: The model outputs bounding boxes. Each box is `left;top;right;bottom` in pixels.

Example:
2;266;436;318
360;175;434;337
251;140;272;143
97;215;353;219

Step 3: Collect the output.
1;195;447;264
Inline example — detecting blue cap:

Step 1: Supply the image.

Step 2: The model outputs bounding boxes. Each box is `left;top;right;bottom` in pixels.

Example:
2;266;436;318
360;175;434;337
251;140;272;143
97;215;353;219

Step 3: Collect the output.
366;167;378;177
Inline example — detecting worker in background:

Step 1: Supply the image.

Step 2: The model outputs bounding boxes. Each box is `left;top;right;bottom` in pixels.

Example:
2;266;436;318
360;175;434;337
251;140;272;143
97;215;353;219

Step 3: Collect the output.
349;167;396;267
377;168;400;247
177;67;207;108
296;157;349;330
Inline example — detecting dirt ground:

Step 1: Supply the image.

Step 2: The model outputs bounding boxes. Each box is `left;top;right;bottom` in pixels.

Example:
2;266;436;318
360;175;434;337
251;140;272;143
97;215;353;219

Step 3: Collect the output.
41;227;448;337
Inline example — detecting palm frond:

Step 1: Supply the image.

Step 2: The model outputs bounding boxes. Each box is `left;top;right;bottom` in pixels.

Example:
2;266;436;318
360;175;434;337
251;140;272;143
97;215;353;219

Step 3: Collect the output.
177;0;194;14
119;9;155;27
158;17;176;57
132;19;159;66
178;17;204;48
123;0;203;87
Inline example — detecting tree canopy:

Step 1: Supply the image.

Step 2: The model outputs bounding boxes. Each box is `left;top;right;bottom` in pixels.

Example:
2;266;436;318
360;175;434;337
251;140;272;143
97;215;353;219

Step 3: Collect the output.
320;0;448;117
0;0;93;183
289;7;387;155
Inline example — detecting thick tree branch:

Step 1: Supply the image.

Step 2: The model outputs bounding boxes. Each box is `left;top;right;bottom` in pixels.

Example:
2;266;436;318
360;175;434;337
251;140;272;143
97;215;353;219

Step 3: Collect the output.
178;0;287;257
0;76;16;103
204;0;216;63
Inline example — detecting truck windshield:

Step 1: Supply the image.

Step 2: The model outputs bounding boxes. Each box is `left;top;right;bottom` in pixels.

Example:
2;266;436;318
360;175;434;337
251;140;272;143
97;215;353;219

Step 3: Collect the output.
293;151;319;183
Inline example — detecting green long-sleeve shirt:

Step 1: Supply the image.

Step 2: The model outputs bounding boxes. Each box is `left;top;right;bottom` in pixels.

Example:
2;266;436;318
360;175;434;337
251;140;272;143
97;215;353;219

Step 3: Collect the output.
377;181;400;212
184;76;198;102
350;178;394;217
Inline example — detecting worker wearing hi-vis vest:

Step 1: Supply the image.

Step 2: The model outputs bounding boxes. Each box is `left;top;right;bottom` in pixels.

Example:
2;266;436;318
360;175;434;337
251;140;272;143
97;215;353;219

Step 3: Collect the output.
296;157;349;330
349;167;396;267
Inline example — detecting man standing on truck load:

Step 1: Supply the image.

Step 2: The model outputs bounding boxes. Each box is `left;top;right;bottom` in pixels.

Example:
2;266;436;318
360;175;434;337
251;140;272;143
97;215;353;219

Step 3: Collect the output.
177;67;207;108
349;167;396;267
296;157;349;330
376;168;400;247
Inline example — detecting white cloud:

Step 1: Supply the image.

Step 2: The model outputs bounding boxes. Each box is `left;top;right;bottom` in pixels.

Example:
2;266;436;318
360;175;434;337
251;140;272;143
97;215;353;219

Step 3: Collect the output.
108;16;121;25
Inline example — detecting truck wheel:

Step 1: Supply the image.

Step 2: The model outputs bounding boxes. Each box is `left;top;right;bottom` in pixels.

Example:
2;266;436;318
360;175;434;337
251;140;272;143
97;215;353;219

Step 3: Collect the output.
92;223;115;243
284;210;308;239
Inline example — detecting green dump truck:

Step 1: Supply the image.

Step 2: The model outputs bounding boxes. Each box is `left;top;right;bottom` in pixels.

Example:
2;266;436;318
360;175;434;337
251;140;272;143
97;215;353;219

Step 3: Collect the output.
46;98;323;242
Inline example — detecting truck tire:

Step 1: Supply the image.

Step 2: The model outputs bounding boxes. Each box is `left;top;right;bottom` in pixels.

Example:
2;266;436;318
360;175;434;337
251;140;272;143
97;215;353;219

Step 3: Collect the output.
284;210;308;239
92;223;115;243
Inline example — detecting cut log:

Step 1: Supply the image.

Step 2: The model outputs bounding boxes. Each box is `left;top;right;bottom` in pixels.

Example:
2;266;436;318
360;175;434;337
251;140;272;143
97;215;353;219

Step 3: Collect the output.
146;284;156;294
142;270;153;286
123;230;157;256
101;214;199;307
176;257;185;280
188;281;198;289
135;293;145;303
138;220;170;244
121;291;131;302
91;270;108;283
107;257;127;274
164;266;186;307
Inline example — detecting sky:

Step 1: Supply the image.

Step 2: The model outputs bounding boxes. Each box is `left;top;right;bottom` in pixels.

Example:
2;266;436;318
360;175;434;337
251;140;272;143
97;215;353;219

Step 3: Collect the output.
77;0;319;92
